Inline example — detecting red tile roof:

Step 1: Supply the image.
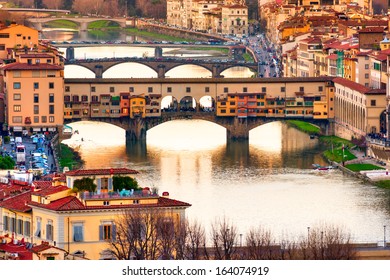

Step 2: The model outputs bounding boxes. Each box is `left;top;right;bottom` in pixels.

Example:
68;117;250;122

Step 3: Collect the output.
0;191;31;212
0;181;32;201
1;62;63;71
358;27;384;33
33;184;69;196
0;241;33;260
333;77;385;95
30;242;66;254
65;168;139;176
19;54;54;58
29;195;191;212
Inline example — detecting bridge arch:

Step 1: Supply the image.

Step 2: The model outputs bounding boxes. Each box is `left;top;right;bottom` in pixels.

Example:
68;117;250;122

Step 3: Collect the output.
219;64;257;77
103;62;158;78
165;64;213;78
64;65;95;78
41;19;80;29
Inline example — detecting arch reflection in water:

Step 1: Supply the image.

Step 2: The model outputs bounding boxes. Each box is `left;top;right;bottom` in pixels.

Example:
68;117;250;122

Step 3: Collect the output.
60;120;390;242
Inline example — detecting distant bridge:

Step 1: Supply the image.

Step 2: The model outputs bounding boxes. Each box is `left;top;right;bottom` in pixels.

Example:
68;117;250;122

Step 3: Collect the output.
26;16;127;31
65;57;258;78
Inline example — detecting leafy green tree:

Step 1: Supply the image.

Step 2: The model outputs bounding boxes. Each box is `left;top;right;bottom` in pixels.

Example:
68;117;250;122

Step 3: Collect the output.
113;175;140;192
0;156;15;169
73;177;97;192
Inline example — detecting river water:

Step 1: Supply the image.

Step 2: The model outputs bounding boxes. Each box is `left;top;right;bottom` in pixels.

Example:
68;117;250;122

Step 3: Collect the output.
47;30;390;243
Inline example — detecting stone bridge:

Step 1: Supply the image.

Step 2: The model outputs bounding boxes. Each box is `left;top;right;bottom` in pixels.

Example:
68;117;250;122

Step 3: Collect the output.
26;17;127;31
65;57;258;78
64;112;333;142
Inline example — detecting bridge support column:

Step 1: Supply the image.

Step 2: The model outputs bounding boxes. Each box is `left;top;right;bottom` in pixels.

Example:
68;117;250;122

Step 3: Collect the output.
80;22;88;31
157;64;166;78
155;47;163;58
125;118;147;142
94;65;103;78
212;65;222;78
66;47;75;61
226;118;249;140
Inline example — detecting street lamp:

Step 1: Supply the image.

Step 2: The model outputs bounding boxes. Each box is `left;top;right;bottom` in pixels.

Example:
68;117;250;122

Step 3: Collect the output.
240;233;243;247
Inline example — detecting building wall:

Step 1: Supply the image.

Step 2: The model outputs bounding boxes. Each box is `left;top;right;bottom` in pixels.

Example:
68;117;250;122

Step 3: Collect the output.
0;25;39;59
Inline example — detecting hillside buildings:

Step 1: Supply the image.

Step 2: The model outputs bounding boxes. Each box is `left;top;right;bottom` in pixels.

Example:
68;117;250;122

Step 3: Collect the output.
167;0;249;36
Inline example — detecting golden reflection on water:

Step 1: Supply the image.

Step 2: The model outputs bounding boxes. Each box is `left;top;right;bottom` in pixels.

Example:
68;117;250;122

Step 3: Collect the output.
61;120;390;241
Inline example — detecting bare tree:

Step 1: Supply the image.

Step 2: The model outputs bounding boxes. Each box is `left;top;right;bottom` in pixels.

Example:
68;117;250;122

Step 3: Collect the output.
299;225;356;260
210;217;238;260
109;209;160;260
245;227;278;260
72;0;105;16
156;215;176;259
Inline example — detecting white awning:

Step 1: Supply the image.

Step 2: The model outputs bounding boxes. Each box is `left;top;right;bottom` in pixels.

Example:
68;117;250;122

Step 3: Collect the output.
48;127;57;131
33;128;41;132
13;127;23;132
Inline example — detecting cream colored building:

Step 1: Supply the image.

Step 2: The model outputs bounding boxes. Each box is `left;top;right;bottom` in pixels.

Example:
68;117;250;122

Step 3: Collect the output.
221;3;248;37
333;77;387;140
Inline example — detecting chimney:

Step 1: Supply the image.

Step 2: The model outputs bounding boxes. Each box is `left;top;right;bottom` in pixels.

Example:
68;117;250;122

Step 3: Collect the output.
162;191;169;198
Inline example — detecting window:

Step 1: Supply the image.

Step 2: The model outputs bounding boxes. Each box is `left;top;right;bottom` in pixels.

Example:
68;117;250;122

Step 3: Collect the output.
72;95;79;102
34;105;39;114
13;94;21;100
81;95;88;102
281;87;285;92
13;116;22;123
49;82;54;89
49;116;55;123
33;116;39;123
65;86;70;92
34;94;39;103
99;223;116;241
129;87;134;92
13;82;21;89
186;87;191;93
64;95;70;102
46;220;53;241
261;87;266;93
49;105;55;114
167;87;172;93
299;86;304;92
205;87;210;93
92;95;99;102
318;86;323;92
371;100;376;106
243;87;248;92
148;87;153;93
224;87;229;93
34;82;39;90
73;223;84;242
35;217;41;238
14;105;21;112
365;73;369;79
365;64;369;69
3;216;9;231
41;116;47;123
110;87;115;93
24;220;31;236
49;93;54;103
90;86;96;92
100;178;109;192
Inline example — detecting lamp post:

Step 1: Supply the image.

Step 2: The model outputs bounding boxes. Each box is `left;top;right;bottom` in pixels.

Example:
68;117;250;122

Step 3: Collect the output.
307;227;310;242
240;233;243;247
384;225;387;247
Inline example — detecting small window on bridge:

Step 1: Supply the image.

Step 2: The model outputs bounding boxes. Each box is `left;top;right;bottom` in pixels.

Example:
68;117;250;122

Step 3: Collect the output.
224;87;229;93
205;87;210;93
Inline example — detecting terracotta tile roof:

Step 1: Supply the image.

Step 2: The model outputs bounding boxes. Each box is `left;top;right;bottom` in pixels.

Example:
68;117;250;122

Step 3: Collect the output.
19;54;54;58
65;168;139;176
1;62;63;71
0;181;32;201
0;241;33;260
29;195;191;212
333;77;385;95
370;53;387;61
29;196;85;211
358;27;384;33
33;184;69;196
327;54;338;60
30;242;66;254
0;191;31;212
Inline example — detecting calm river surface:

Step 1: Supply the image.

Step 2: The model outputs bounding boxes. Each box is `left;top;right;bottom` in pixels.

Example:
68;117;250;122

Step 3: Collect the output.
49;30;390;243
